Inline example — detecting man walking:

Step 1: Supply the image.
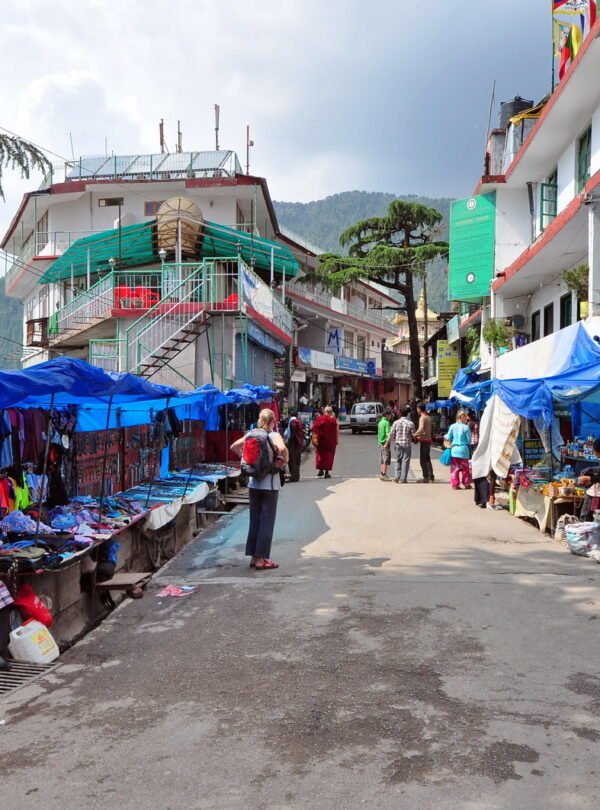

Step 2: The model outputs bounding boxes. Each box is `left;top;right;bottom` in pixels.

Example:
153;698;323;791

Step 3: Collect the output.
377;408;394;481
414;401;434;483
386;405;415;483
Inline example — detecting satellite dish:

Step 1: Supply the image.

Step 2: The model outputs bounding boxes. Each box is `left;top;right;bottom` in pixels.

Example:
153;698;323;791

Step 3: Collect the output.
512;314;525;329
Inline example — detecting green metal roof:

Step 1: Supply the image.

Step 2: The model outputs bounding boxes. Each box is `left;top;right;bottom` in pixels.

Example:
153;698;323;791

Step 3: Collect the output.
40;219;299;284
40;221;156;283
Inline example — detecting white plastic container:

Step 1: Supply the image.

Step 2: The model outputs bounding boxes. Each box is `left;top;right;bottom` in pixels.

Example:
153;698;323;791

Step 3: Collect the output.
8;619;60;664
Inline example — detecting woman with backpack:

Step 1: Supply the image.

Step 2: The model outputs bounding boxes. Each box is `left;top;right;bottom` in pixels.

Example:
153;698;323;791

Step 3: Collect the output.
230;408;288;570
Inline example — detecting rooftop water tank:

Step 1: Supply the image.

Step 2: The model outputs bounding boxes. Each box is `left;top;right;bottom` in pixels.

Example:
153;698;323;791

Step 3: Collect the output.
499;96;534;129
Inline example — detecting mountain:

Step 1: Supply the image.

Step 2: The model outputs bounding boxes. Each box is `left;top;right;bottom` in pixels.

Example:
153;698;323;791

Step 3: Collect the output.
275;190;454;312
0;275;23;369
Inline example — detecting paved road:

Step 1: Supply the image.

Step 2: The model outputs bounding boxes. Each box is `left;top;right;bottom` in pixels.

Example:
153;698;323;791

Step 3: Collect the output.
2;433;600;809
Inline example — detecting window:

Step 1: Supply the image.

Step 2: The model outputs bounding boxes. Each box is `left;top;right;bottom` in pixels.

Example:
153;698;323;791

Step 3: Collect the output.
36;211;49;253
531;310;541;341
543;303;554;336
38;286;48;318
576;126;592;192
560;294;572;329
144;200;165;216
540;168;557;232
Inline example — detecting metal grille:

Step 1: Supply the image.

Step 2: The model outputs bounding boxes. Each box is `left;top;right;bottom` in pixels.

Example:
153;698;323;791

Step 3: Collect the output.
0;661;57;698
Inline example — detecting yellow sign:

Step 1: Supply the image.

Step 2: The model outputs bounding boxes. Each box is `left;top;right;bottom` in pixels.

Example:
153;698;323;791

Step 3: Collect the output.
437;340;460;398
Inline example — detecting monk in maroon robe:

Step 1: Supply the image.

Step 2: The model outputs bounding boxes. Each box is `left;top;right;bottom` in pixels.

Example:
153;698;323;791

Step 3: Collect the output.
311;406;339;479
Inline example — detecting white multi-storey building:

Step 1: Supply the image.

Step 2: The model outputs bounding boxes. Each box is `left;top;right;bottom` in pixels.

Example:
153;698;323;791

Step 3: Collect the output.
1;149;402;400
468;17;600;376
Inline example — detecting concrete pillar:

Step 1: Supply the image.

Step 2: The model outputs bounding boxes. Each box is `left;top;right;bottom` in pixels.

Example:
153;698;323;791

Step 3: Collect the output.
589;201;600;317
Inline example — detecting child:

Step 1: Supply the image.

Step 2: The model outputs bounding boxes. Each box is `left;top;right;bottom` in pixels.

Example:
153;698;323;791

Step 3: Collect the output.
577;438;600;521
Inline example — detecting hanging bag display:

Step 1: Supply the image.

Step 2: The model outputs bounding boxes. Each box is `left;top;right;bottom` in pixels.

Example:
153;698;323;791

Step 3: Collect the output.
439;448;452;466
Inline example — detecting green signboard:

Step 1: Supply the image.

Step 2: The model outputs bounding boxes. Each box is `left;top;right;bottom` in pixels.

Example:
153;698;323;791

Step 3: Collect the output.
448;192;496;303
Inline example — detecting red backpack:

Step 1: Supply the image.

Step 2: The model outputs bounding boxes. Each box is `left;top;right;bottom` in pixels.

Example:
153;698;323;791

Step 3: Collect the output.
241;429;278;479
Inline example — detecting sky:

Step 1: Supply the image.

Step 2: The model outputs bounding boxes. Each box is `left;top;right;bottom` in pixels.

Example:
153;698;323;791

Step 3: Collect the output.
0;0;552;238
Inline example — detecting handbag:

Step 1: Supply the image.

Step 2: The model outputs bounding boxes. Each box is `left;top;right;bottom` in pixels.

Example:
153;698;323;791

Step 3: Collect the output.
439;448;452;466
312;432;319;447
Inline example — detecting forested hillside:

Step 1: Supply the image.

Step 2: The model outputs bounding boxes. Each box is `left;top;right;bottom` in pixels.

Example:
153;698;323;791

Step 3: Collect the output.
275;190;453;312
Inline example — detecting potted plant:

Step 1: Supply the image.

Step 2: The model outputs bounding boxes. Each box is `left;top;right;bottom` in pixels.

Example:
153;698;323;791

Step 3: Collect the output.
561;263;588;317
482;318;514;350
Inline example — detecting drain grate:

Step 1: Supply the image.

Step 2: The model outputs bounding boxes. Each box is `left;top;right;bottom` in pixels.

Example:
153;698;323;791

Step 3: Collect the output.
0;661;56;698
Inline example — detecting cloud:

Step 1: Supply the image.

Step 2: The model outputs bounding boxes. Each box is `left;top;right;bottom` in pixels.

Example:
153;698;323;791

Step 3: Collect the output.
0;0;553;239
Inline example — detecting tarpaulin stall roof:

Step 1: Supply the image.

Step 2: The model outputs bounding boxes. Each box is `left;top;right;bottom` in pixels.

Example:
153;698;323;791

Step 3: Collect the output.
0;357;176;410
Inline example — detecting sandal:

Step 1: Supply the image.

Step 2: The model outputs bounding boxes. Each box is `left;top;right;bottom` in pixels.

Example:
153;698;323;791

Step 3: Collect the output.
255;559;279;570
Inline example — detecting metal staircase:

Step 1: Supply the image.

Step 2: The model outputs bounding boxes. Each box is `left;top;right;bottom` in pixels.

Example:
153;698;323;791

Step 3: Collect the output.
126;262;215;382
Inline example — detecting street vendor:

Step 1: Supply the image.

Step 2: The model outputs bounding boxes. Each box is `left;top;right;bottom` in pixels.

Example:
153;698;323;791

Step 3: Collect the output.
577;438;600;521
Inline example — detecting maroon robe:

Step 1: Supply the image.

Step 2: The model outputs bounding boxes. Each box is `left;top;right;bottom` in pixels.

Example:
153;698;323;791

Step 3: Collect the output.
311;415;338;471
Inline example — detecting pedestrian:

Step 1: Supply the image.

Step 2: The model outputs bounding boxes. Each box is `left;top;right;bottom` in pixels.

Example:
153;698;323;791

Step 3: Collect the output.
445;411;472;490
414;401;434;483
284;408;304;483
578;438;600;520
467;410;479;451
386;405;415;483
378;408;394;481
311;405;339;479
230;408;288;570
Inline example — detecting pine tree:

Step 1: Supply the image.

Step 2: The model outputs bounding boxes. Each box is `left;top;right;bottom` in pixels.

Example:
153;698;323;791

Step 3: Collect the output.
0;134;51;199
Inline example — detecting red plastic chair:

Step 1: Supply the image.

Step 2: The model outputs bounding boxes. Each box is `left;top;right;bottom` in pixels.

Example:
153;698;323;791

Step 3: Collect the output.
133;286;160;308
114;285;132;308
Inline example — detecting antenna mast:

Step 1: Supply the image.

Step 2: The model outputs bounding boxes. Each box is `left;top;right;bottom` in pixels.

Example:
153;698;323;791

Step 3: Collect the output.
159;119;166;153
177;120;182;153
246;125;254;175
214;104;220;151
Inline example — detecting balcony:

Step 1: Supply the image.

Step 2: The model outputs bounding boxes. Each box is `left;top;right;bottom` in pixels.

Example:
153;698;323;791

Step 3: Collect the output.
55;259;292;354
4;230;99;296
289;282;396;332
26;317;49;348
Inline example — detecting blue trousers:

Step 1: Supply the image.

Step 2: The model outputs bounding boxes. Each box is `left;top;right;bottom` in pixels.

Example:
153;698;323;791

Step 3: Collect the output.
246;489;279;559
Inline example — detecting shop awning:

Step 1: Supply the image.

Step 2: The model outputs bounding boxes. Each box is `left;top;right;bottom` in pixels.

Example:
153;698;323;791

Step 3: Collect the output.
40;219;299;284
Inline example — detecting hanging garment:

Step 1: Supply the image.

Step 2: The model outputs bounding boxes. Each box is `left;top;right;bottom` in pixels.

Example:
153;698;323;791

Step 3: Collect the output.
0;411;13;469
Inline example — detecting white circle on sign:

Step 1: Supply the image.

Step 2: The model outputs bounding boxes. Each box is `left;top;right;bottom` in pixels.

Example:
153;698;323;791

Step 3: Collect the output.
467;198;477;210
466;273;476;284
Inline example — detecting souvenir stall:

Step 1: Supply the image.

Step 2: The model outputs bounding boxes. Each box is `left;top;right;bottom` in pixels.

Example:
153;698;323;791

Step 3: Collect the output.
463;323;600;552
0;359;240;654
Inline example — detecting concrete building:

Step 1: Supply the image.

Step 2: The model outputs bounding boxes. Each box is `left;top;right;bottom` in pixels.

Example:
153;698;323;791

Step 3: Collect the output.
2;149;404;401
463;17;600;376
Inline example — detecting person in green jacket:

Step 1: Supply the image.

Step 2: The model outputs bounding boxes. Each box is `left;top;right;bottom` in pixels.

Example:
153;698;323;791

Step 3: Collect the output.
378;408;394;481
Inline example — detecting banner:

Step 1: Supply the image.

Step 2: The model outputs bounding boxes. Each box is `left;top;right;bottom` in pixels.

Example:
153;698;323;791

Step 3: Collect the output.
437;340;460;398
448;193;496;303
325;327;344;356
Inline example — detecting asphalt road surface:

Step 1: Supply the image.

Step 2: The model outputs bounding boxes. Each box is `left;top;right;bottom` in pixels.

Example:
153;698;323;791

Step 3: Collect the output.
1;432;599;809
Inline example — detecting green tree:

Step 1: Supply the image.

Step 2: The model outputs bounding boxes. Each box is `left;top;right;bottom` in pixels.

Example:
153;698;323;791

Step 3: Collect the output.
0;133;51;199
307;200;448;398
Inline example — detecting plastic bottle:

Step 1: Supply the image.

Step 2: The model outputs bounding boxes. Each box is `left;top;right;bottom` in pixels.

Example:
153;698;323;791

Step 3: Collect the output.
8;619;60;664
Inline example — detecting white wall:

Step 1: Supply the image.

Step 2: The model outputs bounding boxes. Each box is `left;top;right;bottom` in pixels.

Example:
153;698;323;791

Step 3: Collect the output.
557;141;576;214
495;188;532;270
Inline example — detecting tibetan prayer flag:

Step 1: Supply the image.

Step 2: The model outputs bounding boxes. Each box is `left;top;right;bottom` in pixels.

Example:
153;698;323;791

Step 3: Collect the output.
558;23;583;78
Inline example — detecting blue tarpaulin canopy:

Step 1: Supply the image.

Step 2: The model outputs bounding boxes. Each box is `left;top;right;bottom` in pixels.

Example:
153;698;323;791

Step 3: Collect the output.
0;357;177;410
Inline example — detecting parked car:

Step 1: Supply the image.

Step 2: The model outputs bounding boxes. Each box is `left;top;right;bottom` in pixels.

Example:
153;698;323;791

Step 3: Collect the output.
349;402;384;434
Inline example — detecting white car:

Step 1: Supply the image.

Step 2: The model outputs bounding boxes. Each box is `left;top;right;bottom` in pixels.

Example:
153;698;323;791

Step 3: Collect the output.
349;402;384;434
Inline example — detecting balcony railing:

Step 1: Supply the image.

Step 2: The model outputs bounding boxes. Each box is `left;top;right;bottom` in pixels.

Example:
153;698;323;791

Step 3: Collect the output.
4;229;100;292
289;282;396;332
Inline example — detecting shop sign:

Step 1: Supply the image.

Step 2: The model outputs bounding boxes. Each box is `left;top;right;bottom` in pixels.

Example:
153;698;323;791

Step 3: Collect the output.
522;438;545;465
273;357;285;382
448;192;496;303
297;346;335;371
437;340;460;397
247;321;285;355
325;327;344;356
446;315;460;345
317;374;334;383
291;369;306;382
335;355;380;376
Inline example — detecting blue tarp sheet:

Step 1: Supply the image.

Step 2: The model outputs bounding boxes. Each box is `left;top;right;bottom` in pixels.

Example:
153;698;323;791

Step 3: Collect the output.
0;357;176;410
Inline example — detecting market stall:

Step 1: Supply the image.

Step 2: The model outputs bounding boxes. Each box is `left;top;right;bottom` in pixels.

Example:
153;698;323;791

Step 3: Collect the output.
0;359;245;653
